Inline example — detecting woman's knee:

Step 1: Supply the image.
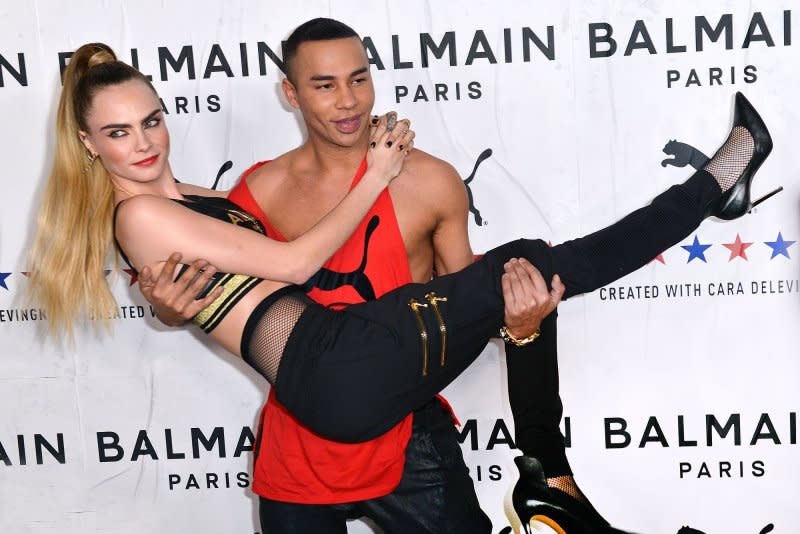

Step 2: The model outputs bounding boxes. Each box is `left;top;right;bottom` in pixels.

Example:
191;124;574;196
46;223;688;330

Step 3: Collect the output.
485;239;553;279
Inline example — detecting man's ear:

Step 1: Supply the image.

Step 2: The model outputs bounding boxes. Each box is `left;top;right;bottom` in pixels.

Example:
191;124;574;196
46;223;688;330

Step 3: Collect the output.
282;77;300;109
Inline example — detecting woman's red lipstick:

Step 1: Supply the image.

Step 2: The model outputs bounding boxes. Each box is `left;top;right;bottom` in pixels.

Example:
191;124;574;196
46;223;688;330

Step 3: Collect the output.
133;154;158;167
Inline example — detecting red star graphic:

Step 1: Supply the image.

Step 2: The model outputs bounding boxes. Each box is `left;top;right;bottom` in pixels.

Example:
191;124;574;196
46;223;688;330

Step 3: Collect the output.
723;233;753;261
123;269;139;286
650;254;666;264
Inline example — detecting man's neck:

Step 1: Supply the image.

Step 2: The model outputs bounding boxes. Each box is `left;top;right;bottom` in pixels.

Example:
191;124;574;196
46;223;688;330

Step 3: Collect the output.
301;132;370;176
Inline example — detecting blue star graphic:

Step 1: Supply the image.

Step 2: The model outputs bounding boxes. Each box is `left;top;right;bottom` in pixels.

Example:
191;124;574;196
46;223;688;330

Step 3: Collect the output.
764;232;795;259
681;235;712;263
0;272;11;290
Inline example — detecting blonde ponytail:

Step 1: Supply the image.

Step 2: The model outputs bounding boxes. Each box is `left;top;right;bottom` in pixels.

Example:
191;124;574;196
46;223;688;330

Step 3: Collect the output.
28;43;153;335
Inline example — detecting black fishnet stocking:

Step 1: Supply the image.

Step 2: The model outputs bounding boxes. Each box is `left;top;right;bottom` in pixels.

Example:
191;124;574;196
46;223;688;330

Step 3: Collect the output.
547;475;610;526
243;293;310;384
703;125;754;192
546;475;589;504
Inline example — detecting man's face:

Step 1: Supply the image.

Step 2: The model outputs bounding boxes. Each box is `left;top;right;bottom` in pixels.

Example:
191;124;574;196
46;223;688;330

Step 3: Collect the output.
283;37;375;149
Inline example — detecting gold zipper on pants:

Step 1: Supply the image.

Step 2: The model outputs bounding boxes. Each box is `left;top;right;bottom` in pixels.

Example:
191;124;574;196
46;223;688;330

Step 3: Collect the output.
408;299;429;376
425;292;448;367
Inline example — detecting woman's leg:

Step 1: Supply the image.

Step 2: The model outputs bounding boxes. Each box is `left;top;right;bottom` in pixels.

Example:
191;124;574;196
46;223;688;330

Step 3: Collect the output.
483;169;721;301
507;322;625;530
505;313;572;477
272;169;722;442
507;92;772;531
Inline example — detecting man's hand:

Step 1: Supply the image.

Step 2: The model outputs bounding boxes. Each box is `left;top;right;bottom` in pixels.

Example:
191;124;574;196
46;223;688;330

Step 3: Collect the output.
501;258;565;338
138;252;224;327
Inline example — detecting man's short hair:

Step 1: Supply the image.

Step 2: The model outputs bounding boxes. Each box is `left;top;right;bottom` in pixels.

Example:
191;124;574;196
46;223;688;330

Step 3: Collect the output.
283;18;362;82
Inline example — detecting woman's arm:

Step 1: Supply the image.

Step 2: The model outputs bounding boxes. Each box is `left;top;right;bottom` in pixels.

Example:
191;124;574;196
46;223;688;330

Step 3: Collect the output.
116;123;415;285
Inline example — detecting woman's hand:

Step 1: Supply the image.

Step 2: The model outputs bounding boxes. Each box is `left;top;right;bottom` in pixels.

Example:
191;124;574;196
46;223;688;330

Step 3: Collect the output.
365;112;415;184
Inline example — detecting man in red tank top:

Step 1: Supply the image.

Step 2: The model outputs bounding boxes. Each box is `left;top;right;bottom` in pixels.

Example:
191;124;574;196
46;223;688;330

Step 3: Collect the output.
141;17;604;534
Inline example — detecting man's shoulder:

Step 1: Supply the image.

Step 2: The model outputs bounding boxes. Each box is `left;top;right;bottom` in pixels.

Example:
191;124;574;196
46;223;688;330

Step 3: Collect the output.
389;148;468;227
398;148;465;195
244;149;299;186
405;148;457;175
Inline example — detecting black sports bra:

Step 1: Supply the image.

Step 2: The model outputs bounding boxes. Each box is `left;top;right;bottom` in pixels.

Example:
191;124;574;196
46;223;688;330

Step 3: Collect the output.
113;195;264;333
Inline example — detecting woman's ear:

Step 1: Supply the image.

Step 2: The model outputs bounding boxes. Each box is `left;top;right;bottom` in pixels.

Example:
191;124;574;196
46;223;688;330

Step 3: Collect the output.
78;131;97;157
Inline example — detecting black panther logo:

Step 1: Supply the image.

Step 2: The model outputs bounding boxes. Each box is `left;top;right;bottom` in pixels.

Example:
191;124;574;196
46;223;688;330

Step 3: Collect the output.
303;215;380;305
464;148;492;226
661;140;710;170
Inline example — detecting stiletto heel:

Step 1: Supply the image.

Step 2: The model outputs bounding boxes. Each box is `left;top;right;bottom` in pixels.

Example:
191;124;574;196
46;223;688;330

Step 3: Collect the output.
512;456;637;534
712;92;775;220
750;186;784;211
512;456;588;534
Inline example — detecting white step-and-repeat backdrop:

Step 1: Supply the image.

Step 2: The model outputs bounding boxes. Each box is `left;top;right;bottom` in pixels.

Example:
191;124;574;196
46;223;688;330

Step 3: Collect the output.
1;1;798;533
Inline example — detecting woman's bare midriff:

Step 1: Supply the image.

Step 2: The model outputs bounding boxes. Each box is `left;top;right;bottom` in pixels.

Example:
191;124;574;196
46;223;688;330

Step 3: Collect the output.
148;260;290;357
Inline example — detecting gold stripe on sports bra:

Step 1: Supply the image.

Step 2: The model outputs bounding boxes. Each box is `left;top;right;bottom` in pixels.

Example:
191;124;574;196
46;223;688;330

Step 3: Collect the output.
193;273;262;333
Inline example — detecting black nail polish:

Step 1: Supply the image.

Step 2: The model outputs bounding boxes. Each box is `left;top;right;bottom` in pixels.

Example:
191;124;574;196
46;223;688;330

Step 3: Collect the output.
386;141;393;148
371;117;378;124
370;141;376;148
398;144;404;151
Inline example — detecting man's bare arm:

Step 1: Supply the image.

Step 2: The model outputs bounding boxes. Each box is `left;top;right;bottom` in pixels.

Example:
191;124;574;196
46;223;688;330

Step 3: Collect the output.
419;154;561;337
420;158;475;276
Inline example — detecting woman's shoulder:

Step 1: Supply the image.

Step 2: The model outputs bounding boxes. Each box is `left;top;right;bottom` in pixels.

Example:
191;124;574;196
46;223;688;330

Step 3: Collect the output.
114;194;175;224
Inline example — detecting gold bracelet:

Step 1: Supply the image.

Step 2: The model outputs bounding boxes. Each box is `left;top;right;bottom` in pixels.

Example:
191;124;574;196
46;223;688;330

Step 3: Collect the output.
499;326;540;346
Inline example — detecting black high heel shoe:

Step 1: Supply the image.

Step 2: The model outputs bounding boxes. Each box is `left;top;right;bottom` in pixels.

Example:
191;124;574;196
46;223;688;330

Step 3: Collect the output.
513;456;636;534
712;92;781;220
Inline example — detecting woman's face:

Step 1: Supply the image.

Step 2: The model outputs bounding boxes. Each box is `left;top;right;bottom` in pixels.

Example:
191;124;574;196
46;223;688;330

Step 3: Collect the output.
79;79;169;192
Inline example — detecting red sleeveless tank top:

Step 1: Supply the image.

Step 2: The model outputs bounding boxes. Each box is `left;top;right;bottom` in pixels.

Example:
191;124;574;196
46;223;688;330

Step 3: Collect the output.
228;158;417;503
